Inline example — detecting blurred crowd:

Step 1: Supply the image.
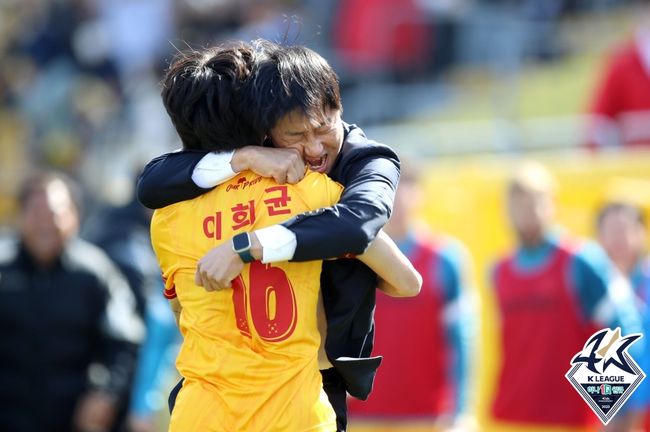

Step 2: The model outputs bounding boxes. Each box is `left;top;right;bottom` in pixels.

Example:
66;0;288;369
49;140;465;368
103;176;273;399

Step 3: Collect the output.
0;0;644;219
1;0;650;431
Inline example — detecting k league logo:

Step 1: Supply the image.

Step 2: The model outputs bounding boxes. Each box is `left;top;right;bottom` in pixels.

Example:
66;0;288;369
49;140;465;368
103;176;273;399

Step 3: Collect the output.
566;328;645;425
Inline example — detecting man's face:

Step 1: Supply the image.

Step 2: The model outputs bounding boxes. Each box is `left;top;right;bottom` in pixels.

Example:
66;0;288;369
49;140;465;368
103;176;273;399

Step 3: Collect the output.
385;177;421;238
268;108;343;174
598;210;646;270
507;185;554;246
20;180;79;266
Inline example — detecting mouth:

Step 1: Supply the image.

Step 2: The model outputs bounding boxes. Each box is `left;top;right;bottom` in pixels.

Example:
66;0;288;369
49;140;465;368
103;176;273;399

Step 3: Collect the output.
306;154;328;173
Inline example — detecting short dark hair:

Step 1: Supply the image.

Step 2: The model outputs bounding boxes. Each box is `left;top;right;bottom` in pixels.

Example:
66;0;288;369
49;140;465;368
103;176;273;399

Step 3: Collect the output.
243;40;342;133
161;43;264;151
18;170;83;215
596;202;646;230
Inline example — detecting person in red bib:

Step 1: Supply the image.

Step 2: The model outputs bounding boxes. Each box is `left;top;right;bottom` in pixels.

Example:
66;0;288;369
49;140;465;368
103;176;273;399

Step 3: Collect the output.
490;161;642;430
597;202;650;431
348;164;477;431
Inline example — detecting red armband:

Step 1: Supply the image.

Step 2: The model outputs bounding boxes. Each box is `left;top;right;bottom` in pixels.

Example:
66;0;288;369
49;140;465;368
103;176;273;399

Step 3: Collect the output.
163;285;177;300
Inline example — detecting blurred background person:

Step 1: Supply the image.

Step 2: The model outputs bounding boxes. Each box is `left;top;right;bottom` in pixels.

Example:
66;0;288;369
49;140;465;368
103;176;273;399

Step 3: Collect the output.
0;171;143;432
584;12;650;150
84;179;158;318
1;1;650;430
597;202;650;431
332;0;432;82
490;161;642;432
348;161;478;432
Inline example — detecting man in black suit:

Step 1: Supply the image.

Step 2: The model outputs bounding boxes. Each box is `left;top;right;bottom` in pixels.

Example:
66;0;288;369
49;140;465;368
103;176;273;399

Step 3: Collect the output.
138;40;400;431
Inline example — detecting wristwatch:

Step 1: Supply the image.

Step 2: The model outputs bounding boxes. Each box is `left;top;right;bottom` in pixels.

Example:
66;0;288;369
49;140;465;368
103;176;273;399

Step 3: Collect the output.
232;232;255;263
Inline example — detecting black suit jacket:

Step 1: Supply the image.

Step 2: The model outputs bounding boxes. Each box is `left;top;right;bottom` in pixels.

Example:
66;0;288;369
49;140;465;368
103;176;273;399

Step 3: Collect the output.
137;123;400;399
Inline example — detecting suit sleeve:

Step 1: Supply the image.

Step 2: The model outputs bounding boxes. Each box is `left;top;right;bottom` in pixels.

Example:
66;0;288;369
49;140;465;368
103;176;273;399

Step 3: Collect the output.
137;150;212;209
283;146;400;261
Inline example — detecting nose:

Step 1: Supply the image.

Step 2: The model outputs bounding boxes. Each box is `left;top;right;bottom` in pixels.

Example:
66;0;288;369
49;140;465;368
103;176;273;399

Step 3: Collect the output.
303;136;324;158
33;209;59;233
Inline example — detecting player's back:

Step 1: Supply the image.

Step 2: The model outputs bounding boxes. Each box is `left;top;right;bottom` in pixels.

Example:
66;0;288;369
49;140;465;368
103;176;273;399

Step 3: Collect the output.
151;170;341;432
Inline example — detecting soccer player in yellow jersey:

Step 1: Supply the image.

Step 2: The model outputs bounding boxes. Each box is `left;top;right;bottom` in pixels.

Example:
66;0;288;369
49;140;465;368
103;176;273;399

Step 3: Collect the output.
140;41;415;431
152;170;419;432
149;44;420;431
151;170;343;431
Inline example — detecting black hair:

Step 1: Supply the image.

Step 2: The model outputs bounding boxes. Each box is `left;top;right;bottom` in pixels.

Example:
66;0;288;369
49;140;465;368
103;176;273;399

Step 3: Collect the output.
18;170;83;215
596;202;646;230
161;43;264;151
242;40;342;133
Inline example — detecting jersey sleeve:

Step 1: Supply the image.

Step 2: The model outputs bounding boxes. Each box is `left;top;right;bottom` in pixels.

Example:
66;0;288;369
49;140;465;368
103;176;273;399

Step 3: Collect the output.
150;209;179;295
137;150;212;209
299;171;344;210
571;241;643;336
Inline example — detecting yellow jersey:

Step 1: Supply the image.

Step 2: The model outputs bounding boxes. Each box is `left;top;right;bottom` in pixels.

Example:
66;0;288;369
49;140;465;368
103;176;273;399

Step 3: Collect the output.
151;170;342;432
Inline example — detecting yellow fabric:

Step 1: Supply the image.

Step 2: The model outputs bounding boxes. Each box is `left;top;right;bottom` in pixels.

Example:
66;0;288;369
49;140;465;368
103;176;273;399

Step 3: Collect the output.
151;170;342;432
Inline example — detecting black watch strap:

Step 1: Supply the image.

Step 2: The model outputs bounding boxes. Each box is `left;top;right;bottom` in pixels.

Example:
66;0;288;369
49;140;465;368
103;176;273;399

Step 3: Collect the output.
232;232;255;263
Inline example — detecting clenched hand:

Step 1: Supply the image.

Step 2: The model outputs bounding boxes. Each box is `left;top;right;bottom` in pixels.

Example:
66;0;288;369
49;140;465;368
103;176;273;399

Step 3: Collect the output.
194;242;244;291
231;146;305;184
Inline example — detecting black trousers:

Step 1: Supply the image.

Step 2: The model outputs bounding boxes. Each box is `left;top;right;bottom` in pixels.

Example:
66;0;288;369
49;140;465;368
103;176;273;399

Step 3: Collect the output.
167;378;183;414
168;369;348;432
320;367;348;432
